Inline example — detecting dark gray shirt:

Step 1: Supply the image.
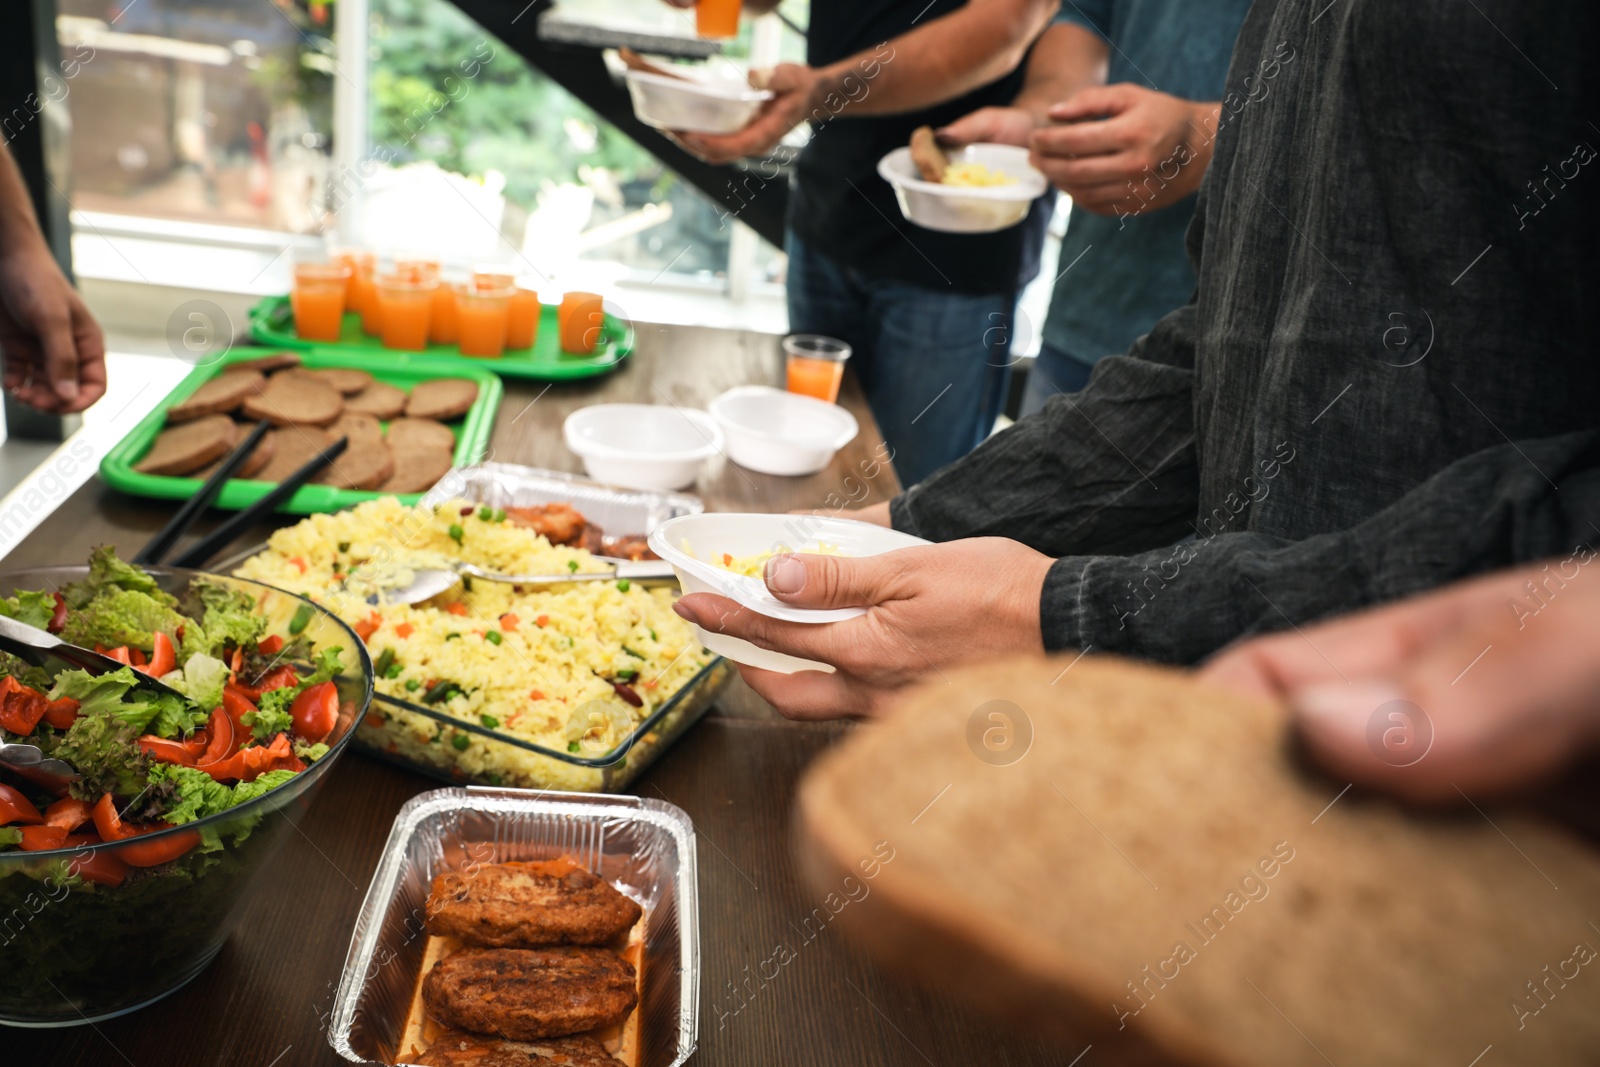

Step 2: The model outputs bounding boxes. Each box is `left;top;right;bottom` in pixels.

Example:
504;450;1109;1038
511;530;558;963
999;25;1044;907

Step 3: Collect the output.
891;0;1600;663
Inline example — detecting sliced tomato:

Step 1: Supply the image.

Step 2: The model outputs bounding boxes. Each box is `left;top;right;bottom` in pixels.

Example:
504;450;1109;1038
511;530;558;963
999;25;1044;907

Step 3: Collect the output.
232;666;299;702
68;846;128;887
221;685;260;738
0;783;44;826
291;681;339;743
47;592;67;635
257;634;284;656
41;696;80;730
43;796;92;831
135;631;175;679
19;825;68;850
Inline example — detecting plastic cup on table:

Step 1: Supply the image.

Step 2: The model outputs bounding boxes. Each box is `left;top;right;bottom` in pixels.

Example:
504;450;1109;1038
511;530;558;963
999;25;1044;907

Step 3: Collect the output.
783;334;851;404
472;265;515;291
505;285;541;350
376;272;436;351
430;280;463;346
396;256;441;285
558;292;605;354
458;285;512;358
327;247;373;313
291;262;351;342
696;0;742;38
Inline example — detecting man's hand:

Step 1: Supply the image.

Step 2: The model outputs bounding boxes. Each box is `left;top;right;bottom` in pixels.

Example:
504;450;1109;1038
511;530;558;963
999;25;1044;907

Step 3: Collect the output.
673;63;822;164
938;105;1036;150
1200;562;1600;804
0;238;106;414
1029;83;1219;217
673;538;1053;719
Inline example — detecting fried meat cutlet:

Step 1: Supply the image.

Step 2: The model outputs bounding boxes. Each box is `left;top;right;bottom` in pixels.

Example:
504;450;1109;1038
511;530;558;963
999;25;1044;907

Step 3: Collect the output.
412;1029;617;1066
426;860;643;948
422;947;638;1040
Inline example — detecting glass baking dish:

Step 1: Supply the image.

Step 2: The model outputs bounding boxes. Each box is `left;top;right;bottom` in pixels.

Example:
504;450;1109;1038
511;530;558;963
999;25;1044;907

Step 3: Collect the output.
329;787;699;1067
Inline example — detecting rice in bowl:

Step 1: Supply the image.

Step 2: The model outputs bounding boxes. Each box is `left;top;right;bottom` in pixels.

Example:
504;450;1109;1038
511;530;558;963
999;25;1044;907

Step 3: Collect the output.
233;497;721;790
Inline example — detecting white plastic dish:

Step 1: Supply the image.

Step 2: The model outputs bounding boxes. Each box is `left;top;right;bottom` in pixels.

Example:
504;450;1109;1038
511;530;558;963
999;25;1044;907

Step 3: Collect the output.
563;403;724;491
648;512;931;674
709;386;859;476
877;143;1048;233
623;68;774;135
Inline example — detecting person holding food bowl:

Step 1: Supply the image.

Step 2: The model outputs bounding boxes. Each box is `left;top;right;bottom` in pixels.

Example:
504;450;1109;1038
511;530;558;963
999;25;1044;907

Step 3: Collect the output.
939;0;1253;409
660;0;1060;486
671;0;1600;720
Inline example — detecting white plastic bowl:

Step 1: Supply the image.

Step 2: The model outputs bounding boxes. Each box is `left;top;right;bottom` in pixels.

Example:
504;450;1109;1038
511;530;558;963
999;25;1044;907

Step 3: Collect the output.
648;513;931;674
877;143;1048;233
709;386;859;477
623;69;774;135
563;404;723;491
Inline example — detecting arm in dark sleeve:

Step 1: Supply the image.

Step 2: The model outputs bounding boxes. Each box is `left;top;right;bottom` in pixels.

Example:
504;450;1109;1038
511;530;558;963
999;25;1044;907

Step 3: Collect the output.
1044;430;1600;662
890;300;1202;558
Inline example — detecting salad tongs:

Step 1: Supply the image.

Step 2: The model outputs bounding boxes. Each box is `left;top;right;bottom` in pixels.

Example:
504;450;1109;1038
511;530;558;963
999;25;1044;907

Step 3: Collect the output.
0;614;188;777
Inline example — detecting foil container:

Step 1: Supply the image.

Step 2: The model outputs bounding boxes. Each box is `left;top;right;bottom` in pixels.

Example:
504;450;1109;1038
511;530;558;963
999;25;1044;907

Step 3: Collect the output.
421;463;704;533
330;787;700;1066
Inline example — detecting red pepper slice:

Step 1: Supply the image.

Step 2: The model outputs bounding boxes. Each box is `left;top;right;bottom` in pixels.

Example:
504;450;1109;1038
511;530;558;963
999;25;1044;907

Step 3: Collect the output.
139;733;206;766
257;634;284;656
0;676;51;735
196;708;237;766
232;665;298;702
18;824;68;850
47;593;67;634
0;783;44;826
103;646;133;666
67;846;128;887
41;696;80;730
91;793;199;867
199;732;302;782
135;631;175;679
42;796;92;831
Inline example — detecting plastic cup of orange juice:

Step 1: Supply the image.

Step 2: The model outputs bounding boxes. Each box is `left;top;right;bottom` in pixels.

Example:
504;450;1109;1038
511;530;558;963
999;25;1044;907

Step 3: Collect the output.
505;285;541;350
328;247;373;312
783;334;851;404
696;0;742;38
472;265;516;291
396;256;441;285
376;272;436;351
291;262;351;343
458;285;512;358
558;292;606;354
429;280;464;346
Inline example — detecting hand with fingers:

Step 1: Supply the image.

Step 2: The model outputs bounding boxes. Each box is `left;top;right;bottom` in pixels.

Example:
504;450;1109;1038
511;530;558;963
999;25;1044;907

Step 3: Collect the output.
0;141;107;415
671;63;820;164
1029;83;1220;218
937;106;1037;151
1199;560;1600;804
672;538;1054;719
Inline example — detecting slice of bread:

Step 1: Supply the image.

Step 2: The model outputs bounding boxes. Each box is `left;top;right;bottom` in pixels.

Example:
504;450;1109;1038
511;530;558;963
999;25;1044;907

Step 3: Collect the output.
797;656;1600;1066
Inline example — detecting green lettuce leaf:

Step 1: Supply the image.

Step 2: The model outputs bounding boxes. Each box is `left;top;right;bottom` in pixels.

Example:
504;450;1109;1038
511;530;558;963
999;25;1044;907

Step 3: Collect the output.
229;769;298;806
149;765;299;824
303;646;345;687
46;667;201;738
166;652;229;714
0;590;57;630
0;827;21;849
293;740;329;762
51;712;150;801
241;686;295;744
57;587;187;656
192;580;265;655
61;546;173;609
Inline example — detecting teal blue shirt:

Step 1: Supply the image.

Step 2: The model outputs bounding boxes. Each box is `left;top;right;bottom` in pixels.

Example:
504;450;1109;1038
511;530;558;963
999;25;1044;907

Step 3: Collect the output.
1045;0;1253;363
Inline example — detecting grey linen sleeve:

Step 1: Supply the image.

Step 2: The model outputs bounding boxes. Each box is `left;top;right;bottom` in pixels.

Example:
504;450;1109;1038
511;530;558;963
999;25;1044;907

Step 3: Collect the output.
890;301;1203;558
1045;430;1600;663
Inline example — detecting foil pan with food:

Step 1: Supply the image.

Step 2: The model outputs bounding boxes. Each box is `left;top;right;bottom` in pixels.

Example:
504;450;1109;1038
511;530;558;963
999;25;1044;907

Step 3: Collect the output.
330;787;698;1066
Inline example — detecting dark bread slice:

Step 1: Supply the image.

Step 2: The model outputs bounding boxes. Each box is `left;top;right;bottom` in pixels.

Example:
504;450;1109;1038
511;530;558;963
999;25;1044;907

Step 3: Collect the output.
406;378;479;420
385;417;456;453
167;370;263;422
909;125;948;182
296;367;374;395
796;656;1600;1067
380;443;453;493
134;415;237;475
241;374;343;427
192;425;276;480
314;435;394;490
330;412;384;446
228;352;302;374
343;381;408;420
254;427;334;483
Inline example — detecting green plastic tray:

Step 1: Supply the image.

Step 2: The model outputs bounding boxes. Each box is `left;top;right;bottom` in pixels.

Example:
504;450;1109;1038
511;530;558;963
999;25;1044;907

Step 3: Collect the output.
247;294;634;380
99;348;503;515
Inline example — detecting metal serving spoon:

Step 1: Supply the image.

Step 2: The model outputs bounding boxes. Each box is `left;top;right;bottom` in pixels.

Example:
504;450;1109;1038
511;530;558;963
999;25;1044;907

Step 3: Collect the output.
0;614;192;780
366;557;679;607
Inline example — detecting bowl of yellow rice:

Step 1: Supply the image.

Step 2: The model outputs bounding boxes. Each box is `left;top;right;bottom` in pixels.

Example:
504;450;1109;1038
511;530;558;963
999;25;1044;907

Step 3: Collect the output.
877;142;1047;233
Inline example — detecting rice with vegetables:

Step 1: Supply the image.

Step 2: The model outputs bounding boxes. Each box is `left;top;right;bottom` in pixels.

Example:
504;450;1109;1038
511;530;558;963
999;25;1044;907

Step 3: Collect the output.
233;497;717;790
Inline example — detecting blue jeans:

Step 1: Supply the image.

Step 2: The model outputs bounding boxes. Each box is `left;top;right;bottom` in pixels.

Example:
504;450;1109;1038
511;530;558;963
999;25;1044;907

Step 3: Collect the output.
1019;342;1097;416
785;235;1016;487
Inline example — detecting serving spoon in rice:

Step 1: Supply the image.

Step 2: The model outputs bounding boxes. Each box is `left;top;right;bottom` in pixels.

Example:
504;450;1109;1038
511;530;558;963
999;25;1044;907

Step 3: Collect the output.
368;557;678;607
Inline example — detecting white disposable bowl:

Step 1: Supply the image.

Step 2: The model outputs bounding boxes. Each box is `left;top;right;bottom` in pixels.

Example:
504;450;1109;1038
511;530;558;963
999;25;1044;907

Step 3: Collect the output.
649;512;931;674
877;143;1048;233
623;69;774;135
709;386;859;477
563;404;723;491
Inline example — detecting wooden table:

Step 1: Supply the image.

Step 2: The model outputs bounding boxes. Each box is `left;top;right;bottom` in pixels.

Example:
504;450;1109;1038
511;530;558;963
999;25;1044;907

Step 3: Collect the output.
7;323;1066;1067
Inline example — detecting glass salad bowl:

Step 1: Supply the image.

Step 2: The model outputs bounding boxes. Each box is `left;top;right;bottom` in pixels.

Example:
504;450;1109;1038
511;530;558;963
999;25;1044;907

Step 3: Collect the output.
0;565;373;1027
